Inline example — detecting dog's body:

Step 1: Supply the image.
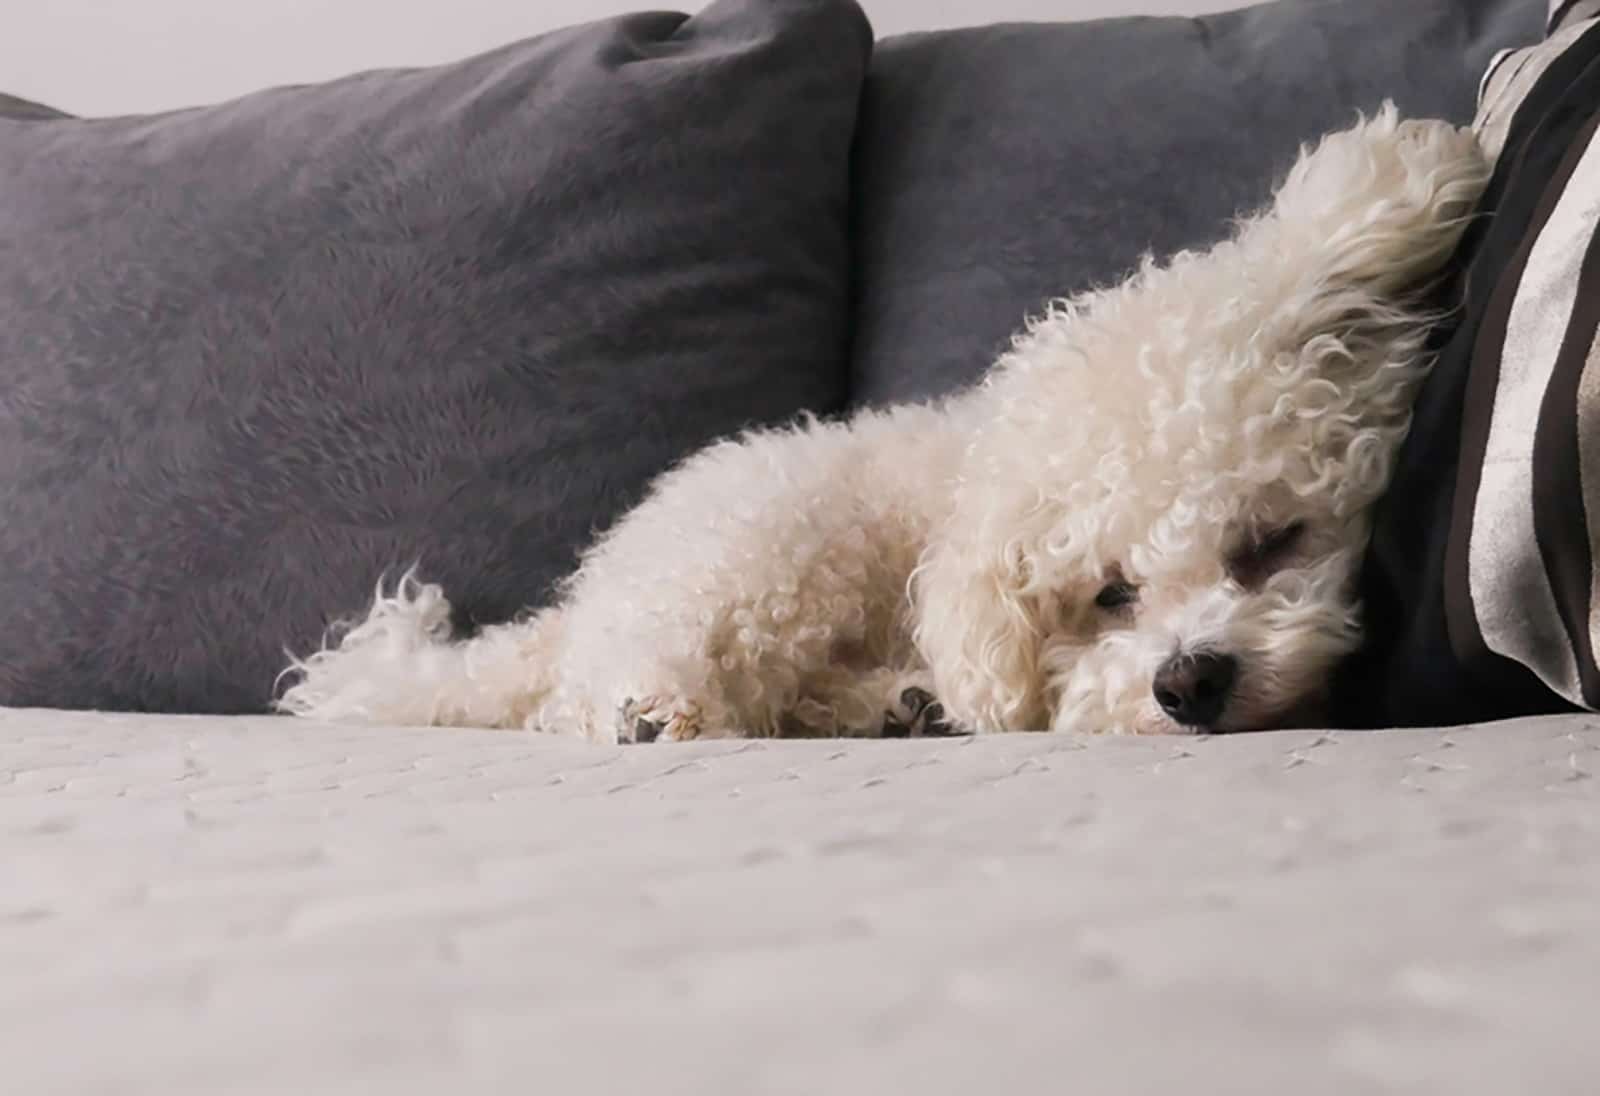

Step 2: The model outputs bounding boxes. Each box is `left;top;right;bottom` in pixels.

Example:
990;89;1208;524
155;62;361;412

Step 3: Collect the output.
280;106;1491;742
282;401;975;741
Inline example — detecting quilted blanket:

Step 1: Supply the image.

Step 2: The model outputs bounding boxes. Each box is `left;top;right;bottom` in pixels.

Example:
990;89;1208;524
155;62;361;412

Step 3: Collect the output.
3;709;1598;1094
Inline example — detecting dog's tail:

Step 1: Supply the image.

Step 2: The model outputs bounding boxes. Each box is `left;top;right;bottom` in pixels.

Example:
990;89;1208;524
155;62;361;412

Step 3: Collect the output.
275;570;561;731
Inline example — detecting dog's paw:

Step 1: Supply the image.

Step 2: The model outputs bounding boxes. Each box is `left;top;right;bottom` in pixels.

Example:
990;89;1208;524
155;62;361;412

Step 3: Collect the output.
619;697;705;744
628;716;667;745
882;686;966;738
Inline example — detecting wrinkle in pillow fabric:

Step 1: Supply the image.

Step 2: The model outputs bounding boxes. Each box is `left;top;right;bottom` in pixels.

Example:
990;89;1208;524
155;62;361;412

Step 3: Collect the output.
0;0;872;714
849;0;1545;406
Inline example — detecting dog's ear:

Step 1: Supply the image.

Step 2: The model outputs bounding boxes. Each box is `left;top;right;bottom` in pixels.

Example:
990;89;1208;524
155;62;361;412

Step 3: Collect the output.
1262;101;1489;302
913;522;1050;732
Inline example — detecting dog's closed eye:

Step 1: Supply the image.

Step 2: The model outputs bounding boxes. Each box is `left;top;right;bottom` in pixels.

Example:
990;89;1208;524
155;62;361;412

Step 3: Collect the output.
1094;578;1139;612
1226;521;1305;588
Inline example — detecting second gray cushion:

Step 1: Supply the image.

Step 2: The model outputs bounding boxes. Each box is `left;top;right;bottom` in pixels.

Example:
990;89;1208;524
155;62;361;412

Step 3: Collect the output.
849;0;1543;405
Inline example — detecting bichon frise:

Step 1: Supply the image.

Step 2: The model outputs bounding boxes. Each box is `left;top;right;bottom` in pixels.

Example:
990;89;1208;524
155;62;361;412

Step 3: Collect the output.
279;105;1490;742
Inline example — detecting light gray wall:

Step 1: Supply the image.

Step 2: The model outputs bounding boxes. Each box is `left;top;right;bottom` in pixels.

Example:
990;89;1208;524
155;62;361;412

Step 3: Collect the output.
6;0;1242;117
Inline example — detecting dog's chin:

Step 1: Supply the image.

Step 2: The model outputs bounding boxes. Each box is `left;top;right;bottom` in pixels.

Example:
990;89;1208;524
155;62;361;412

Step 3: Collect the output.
1044;654;1338;735
1117;704;1186;735
1196;694;1334;735
1101;688;1334;737
1071;702;1209;736
1245;692;1333;732
1220;672;1337;733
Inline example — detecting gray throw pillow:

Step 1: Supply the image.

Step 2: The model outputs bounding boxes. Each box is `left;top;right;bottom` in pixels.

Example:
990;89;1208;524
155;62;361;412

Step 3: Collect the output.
0;93;68;121
849;0;1544;405
0;0;871;713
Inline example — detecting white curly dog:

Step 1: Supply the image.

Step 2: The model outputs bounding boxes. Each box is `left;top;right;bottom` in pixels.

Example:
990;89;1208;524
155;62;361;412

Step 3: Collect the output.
280;105;1491;742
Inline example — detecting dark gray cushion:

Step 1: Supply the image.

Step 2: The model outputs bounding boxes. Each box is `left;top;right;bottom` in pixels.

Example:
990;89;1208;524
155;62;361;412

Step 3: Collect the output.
849;0;1545;406
0;93;69;121
0;0;871;713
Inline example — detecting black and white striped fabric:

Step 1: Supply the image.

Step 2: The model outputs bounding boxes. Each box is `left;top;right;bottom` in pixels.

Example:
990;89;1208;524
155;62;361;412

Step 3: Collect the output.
1340;6;1600;727
1551;0;1600;32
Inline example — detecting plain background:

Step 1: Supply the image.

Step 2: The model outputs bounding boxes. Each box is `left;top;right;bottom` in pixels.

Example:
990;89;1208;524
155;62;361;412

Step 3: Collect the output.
7;0;1244;116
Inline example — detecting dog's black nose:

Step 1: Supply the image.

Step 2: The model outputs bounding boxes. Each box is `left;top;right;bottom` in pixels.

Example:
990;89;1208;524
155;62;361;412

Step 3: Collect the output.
1152;652;1238;728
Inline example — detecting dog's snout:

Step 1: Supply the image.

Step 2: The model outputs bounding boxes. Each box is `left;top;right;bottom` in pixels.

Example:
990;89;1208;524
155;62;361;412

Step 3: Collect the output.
1152;652;1238;728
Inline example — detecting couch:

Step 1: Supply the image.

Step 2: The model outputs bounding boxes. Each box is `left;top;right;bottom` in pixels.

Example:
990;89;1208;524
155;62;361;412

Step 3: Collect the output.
4;1;1598;1092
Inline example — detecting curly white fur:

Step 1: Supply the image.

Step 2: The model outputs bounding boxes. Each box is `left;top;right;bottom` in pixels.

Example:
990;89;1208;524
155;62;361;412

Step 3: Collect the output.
280;105;1490;742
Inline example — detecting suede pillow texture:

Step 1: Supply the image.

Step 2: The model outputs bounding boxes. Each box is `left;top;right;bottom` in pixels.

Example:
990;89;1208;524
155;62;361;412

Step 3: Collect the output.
0;0;871;713
850;0;1546;405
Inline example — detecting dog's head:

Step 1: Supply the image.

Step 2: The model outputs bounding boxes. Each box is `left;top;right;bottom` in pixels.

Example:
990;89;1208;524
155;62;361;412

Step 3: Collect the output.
914;300;1394;734
915;308;1410;734
1012;489;1368;736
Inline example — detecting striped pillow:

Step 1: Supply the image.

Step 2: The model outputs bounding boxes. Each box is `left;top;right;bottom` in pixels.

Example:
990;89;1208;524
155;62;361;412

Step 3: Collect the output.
1338;7;1600;727
1551;0;1600;31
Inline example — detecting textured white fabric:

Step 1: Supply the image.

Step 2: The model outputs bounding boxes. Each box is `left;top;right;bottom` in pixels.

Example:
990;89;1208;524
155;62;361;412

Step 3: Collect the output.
3;708;1598;1094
